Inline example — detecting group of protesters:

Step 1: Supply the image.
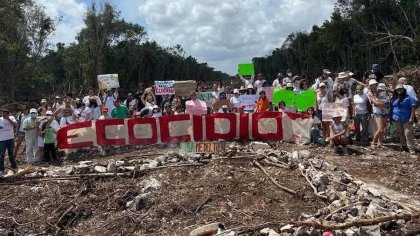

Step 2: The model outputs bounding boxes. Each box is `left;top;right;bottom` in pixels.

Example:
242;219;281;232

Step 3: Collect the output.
0;63;418;174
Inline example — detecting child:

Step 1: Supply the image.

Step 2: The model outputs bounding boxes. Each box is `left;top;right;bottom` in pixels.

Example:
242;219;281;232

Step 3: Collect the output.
255;91;269;112
41;114;59;163
98;107;111;120
327;113;349;155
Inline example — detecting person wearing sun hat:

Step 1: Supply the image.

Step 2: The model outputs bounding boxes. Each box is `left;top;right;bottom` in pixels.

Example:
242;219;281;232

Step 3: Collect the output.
328;113;349;155
390;84;417;154
230;89;241;108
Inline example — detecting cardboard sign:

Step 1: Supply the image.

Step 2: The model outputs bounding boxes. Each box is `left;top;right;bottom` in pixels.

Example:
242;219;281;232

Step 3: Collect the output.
154;81;175;95
185;100;207;115
212;99;232;112
97;74;120;90
261;87;273;101
196;92;214;107
322;103;348;121
239;95;258;110
238;63;254;76
181;142;226;153
174;80;197;97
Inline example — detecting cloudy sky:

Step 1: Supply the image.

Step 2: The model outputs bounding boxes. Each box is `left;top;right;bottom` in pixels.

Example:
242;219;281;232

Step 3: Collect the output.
35;0;336;75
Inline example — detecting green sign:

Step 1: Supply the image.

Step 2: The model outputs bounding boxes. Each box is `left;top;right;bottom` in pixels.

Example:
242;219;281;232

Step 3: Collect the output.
238;63;254;76
295;89;316;112
272;88;316;112
181;142;195;153
272;88;295;107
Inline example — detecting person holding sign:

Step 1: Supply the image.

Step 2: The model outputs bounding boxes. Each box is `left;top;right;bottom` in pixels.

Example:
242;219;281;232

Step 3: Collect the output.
141;89;157;109
254;73;266;95
255;91;270;112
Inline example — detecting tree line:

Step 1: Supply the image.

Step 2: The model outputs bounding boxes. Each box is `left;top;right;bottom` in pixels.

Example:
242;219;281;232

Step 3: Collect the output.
0;1;229;105
252;0;420;81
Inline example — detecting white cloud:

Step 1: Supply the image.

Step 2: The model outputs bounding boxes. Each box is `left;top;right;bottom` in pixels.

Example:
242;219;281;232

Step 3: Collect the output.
34;0;87;46
138;0;335;74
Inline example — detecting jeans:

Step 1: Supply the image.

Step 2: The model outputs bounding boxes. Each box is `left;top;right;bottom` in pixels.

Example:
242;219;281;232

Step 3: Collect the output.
394;122;415;151
354;113;369;144
0;139;18;171
43;143;57;162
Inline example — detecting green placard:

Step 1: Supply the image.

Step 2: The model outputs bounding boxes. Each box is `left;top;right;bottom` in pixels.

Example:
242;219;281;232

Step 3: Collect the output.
181;142;195;153
272;88;295;107
295;89;316;112
238;63;254;76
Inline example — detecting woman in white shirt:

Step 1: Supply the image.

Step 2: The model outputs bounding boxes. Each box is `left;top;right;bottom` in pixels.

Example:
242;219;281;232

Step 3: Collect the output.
353;85;370;145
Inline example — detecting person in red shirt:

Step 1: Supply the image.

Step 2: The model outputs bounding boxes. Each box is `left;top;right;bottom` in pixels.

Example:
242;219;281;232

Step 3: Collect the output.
255;91;270;112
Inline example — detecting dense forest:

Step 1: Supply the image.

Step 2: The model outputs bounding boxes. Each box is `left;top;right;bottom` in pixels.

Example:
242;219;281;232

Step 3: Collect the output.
253;0;420;81
0;0;229;104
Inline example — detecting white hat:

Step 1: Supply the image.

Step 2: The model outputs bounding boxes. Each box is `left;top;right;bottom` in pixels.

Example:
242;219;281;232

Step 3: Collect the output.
46;110;53;115
286;82;294;88
319;83;327;88
398;77;407;84
247;84;254;89
378;83;387;91
368;79;378;86
337;72;348;79
152;105;159;109
323;69;331;74
40;99;47;103
347;71;354;76
29;108;37;114
222;105;228;109
233;89;240;94
332;113;342;119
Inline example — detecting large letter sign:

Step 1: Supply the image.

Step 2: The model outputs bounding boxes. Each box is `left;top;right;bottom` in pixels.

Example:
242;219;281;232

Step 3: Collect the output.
57;112;312;149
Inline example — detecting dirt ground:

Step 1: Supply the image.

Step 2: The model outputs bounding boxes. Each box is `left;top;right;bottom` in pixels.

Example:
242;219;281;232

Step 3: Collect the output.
0;135;419;235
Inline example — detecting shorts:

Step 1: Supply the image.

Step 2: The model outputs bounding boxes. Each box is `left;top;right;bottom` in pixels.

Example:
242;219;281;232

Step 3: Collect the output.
373;113;387;119
17;131;25;137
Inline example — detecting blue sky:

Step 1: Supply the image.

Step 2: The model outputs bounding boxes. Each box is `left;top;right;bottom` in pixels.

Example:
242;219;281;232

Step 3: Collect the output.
35;0;336;75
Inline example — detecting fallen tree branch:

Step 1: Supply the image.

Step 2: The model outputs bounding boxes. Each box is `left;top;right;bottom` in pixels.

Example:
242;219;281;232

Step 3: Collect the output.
193;195;212;214
253;161;296;195
263;159;289;169
299;168;327;200
55;205;74;228
324;202;363;220
293;213;420;231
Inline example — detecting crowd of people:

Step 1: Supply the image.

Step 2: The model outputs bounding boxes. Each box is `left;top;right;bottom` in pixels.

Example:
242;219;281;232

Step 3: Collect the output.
0;64;418;175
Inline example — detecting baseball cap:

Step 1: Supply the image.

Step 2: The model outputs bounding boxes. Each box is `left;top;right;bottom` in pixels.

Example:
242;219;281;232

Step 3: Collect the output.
233;89;240;94
46;111;53;115
152;105;159;109
40;99;47;103
395;84;405;90
372;64;380;70
319;83;327;88
323;69;331;74
29;108;37;113
368;79;378;86
222;105;228;109
398;77;407;84
286;83;294;88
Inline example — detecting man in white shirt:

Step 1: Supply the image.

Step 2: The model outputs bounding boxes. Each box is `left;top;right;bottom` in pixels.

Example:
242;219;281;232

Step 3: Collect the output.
23;108;39;163
254;73;266;95
0;109;18;174
272;73;283;88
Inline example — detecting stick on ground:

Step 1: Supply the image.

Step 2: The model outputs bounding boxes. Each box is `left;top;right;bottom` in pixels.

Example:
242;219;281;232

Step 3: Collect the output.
253;161;296;195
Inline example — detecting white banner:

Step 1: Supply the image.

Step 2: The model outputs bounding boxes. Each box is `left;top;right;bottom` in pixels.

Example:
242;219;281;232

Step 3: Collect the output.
97;74;120;90
154;81;175;95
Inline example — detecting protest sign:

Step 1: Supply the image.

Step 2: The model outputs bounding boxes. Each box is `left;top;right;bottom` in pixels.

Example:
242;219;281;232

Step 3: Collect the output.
174;80;197;97
212;99;232;112
185;100;207;115
322;103;348;121
196;91;214;107
97;74;119;90
154;81;175;95
239;95;258;111
238;63;254;76
295;89;316;112
181;142;226;153
272;89;295;107
261;87;273;101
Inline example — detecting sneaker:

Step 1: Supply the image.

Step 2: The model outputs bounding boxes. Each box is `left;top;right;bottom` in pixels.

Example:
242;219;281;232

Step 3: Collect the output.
343;147;349;155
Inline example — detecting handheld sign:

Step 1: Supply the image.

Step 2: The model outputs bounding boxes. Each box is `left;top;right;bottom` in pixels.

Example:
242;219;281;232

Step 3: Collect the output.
322;103;348;121
261;87;273;101
174;80;197;97
97;74;120;90
154;81;175;95
181;142;226;153
238;63;254;76
239;95;258;111
185;100;207;115
295;89;316;112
